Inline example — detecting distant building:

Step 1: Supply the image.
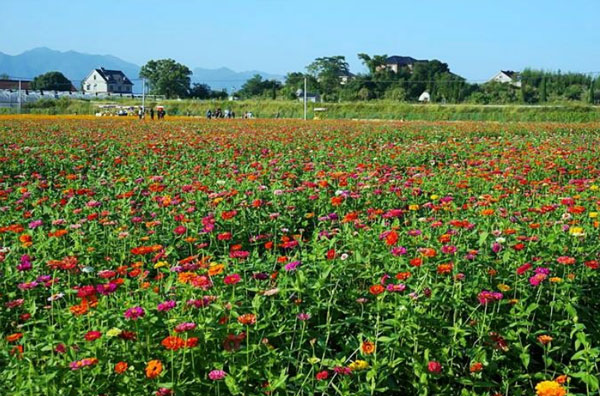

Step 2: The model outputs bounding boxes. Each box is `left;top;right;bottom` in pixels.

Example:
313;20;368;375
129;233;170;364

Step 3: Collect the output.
296;89;321;103
382;56;423;73
489;70;521;87
418;91;431;102
0;79;32;91
338;71;355;85
83;68;133;94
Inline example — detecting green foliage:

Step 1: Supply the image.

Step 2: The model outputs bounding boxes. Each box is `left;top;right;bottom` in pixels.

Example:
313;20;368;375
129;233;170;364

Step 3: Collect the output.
236;74;282;99
30;71;73;91
188;83;211;99
306;56;350;101
139;59;192;99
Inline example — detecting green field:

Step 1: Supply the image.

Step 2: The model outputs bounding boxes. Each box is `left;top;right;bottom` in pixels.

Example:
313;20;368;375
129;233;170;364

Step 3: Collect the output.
5;97;600;122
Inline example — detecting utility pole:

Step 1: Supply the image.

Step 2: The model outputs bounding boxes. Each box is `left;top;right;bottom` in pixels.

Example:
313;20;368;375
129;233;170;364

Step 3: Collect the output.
17;79;22;114
141;78;146;118
303;76;307;120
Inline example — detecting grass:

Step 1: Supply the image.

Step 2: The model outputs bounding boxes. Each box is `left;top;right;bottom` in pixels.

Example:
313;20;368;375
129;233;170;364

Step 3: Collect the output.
2;97;600;122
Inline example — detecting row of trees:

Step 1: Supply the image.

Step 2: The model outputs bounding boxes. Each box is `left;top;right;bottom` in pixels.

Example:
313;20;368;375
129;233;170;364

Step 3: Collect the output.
16;57;598;104
231;54;598;104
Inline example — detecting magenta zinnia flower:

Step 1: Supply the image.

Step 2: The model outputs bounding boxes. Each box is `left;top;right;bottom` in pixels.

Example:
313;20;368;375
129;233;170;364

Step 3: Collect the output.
157;300;176;312
124;306;145;320
174;322;196;333
16;254;32;271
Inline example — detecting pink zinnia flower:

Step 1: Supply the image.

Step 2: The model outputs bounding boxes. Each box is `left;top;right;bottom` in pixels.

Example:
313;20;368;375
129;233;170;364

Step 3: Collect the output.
391;246;407;256
386;283;406;293
28;219;43;229
284;261;301;272
477;290;503;305
297;313;311;321
208;370;227;380
223;274;241;285
174;322;196;333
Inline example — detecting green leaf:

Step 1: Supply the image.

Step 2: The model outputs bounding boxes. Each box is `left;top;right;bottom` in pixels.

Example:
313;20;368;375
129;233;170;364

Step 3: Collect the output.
520;351;530;369
225;375;241;395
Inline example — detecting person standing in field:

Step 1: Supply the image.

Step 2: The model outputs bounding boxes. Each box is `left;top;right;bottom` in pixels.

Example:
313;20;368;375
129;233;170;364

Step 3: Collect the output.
150;108;154;120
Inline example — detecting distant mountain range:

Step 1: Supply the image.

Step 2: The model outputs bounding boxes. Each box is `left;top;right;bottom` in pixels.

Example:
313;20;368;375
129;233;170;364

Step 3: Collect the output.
0;47;282;92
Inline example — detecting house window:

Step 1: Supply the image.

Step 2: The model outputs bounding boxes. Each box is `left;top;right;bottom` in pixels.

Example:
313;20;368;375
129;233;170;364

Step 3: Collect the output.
93;75;96;80
86;84;90;90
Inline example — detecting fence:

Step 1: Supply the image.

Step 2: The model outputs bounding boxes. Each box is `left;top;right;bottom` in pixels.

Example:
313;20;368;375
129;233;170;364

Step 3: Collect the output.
0;89;165;110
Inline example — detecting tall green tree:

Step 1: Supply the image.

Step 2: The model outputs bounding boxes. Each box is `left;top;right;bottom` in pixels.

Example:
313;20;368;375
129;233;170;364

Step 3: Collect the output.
31;71;73;91
357;53;388;76
188;83;212;99
306;56;350;100
236;74;282;99
589;79;595;104
139;59;192;99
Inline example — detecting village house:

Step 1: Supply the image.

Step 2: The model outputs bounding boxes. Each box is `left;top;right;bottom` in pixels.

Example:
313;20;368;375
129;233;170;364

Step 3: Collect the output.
381;56;423;73
82;68;133;94
489;70;521;87
296;89;321;103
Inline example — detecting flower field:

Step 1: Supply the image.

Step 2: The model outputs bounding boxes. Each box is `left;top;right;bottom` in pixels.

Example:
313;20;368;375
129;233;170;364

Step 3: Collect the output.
1;116;599;395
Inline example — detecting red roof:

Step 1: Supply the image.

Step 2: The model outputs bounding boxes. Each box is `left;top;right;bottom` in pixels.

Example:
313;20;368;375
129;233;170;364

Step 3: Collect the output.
0;79;32;90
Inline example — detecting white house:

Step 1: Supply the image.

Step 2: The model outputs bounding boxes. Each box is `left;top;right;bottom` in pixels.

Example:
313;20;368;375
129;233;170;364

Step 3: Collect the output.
296;89;321;103
418;91;431;103
83;68;133;94
489;70;521;87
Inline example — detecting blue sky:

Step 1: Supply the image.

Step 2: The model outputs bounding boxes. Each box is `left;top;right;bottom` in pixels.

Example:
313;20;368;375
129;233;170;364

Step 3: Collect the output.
1;0;599;81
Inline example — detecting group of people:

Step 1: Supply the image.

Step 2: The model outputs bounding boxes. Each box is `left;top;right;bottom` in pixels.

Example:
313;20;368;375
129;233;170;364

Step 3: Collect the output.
206;108;234;119
205;108;256;119
138;107;166;120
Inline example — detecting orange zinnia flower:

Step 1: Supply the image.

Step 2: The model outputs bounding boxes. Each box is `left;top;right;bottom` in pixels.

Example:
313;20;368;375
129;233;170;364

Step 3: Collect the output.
19;234;33;247
331;196;344;206
437;263;453;275
208;264;225;276
361;340;375;355
369;284;385;295
238;313;257;325
161;336;185;351
538;335;553;345
114;361;128;374
6;333;23;342
145;360;163;379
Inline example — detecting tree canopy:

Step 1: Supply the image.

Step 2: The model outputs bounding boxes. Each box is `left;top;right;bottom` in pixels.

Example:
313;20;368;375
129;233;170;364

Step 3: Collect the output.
139;59;192;99
237;74;282;99
31;71;73;91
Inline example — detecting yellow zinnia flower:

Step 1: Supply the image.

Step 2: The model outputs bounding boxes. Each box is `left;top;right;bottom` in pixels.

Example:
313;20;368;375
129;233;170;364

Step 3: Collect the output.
535;380;566;396
349;360;369;371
